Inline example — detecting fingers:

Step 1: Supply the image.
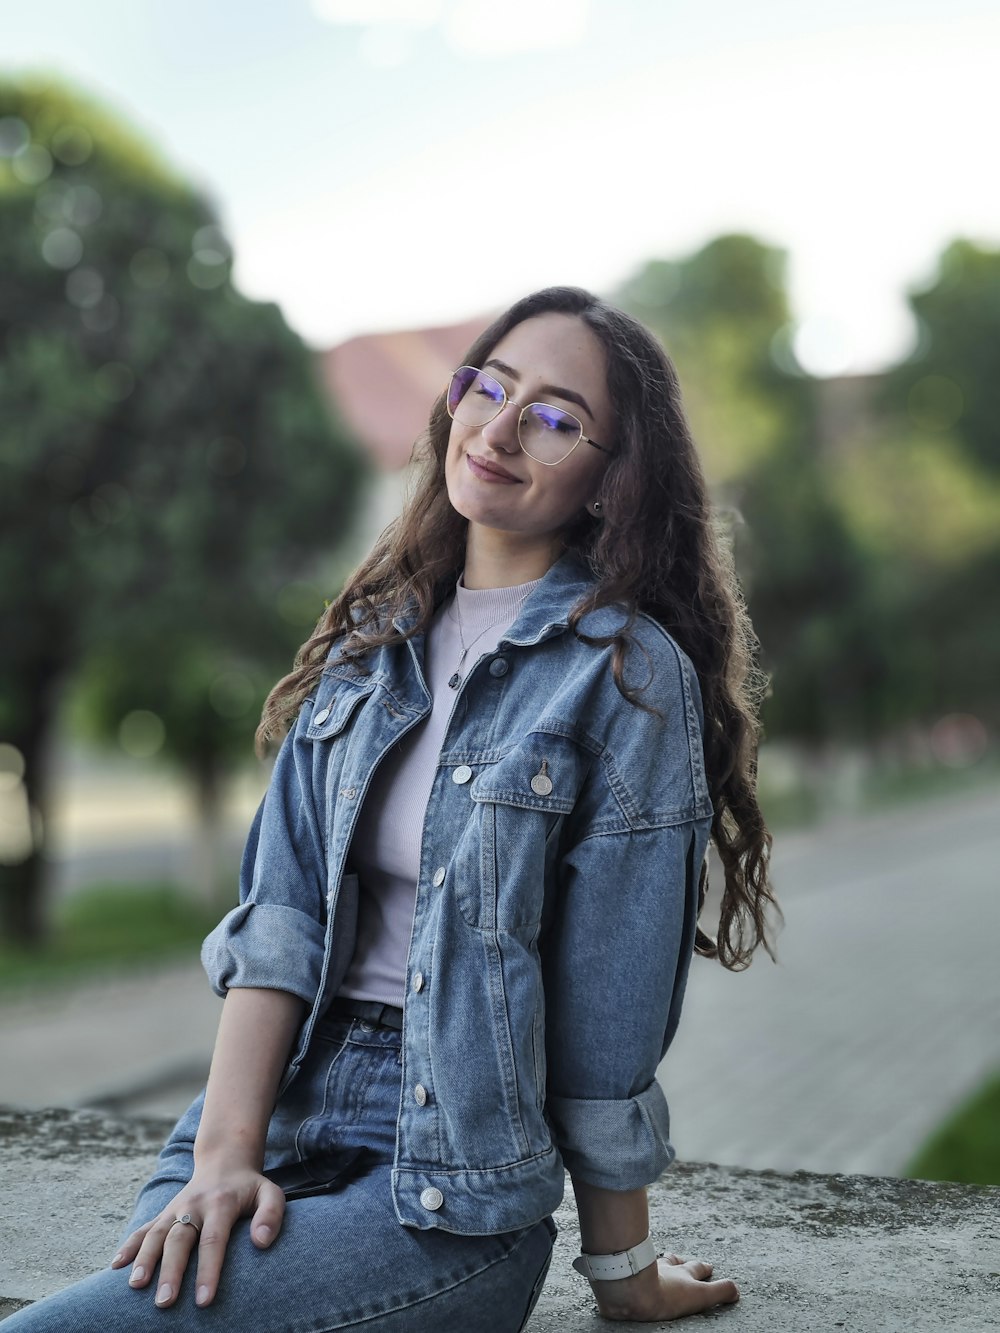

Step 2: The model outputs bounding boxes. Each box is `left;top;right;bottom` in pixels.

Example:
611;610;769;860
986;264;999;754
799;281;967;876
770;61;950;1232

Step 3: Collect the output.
193;1181;284;1308
126;1211;202;1307
702;1277;740;1306
109;1220;154;1268
249;1179;286;1249
188;1211;238;1309
151;1217;205;1308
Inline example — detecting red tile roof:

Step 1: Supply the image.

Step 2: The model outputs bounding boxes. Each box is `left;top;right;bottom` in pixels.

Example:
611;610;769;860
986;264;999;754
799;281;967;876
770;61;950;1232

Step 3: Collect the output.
318;315;493;470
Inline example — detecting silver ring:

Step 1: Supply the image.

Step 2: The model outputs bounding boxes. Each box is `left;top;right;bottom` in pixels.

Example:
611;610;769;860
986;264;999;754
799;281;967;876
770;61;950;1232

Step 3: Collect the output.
171;1213;202;1235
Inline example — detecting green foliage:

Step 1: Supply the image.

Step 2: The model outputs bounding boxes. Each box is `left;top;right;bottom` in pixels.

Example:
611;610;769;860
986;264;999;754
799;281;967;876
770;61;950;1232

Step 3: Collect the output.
0;73;369;939
906;1070;1000;1186
615;234;807;484
616;231;1000;746
0;882;221;994
877;239;1000;475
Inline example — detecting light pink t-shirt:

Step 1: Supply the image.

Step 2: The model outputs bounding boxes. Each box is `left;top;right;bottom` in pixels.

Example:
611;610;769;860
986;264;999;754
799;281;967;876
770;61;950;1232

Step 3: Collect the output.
337;572;542;1006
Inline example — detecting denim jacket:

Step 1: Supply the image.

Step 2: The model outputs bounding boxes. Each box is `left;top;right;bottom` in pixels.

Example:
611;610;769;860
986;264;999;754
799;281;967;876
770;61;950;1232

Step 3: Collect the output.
202;550;714;1236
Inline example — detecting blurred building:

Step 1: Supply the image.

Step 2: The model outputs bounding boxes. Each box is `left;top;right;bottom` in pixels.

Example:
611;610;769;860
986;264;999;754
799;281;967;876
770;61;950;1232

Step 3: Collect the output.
317;315;490;552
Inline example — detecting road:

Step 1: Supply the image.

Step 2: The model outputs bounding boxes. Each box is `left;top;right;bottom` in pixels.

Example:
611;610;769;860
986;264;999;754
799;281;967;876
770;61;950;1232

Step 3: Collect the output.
2;783;998;1178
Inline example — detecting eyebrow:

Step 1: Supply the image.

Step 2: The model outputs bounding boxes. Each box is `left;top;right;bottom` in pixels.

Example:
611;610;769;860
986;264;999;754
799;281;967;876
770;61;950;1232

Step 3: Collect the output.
483;357;595;423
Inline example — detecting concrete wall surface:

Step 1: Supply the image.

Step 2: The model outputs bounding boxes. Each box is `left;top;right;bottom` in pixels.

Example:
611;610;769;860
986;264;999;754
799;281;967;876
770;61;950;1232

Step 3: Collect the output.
1;1106;998;1330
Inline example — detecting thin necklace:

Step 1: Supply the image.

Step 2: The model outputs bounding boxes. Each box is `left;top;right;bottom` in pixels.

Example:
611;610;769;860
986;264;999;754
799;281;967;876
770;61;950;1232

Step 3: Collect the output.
445;582;533;689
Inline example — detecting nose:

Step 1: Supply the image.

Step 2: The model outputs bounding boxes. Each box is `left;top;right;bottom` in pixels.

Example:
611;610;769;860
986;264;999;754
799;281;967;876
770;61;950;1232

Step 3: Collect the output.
479;400;522;454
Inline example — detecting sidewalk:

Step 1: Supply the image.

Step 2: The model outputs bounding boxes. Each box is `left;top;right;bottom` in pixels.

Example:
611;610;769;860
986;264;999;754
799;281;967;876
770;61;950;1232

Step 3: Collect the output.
2;783;998;1175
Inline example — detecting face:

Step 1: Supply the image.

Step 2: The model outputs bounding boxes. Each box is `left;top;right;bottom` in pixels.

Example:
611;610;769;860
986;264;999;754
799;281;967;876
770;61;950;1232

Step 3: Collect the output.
444;312;615;551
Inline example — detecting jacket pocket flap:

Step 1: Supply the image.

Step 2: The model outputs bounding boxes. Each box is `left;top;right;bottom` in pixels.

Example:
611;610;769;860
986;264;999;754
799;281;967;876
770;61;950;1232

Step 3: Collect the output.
468;738;585;814
305;679;378;740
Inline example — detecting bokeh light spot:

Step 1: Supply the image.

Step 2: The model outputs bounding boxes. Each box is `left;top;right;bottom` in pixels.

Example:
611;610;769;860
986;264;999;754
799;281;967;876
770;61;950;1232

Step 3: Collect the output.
94;361;135;402
50;123;94;166
41;226;83;269
209;672;256;719
907;375;964;432
65;183;103;227
0;116;30;158
929;713;988;768
12;144;53;186
66;266;105;309
192;225;231;262
0;744;26;791
187;255;227;290
792;314;856;377
119;710;166;758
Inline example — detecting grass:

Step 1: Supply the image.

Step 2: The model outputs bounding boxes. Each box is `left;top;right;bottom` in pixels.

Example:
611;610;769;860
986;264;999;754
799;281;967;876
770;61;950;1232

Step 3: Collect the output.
905;1070;1000;1186
0;883;223;996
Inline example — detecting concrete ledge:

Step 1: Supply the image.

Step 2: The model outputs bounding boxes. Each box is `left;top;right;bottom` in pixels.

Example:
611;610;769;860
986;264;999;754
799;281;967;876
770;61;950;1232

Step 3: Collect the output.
2;1106;999;1329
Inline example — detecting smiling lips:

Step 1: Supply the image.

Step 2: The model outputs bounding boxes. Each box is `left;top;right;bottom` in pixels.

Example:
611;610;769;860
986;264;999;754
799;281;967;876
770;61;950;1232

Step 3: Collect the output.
466;454;521;483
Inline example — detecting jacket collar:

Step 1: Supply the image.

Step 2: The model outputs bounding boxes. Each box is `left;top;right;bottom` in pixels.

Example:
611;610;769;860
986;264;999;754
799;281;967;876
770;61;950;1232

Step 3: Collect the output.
391;549;599;647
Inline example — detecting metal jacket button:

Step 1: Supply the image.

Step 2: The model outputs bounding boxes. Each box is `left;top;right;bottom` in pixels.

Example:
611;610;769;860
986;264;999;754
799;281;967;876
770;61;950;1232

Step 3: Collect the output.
420;1187;443;1211
452;765;473;784
530;759;553;796
432;867;446;886
489;657;509;677
314;706;331;725
414;1083;428;1106
412;971;424;992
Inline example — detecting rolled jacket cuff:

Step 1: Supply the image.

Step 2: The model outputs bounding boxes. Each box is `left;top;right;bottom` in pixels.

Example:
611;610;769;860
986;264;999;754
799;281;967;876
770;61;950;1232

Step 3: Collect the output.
546;1078;675;1190
201;901;325;1004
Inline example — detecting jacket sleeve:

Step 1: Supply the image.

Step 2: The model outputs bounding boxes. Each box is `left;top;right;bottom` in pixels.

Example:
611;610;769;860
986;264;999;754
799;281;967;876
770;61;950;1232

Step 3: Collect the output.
541;812;711;1190
201;702;328;1004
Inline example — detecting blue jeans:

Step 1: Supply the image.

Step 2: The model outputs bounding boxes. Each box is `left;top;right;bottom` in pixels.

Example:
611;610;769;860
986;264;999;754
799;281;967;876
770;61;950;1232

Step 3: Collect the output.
4;1014;558;1331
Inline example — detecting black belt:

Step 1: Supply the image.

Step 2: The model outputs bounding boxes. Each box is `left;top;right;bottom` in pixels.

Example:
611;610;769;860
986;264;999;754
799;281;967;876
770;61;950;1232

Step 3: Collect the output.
328;996;404;1031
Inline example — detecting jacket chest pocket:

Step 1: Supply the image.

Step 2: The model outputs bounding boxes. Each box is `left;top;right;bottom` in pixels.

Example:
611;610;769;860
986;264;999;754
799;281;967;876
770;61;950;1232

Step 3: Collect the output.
304;670;380;742
461;734;591;933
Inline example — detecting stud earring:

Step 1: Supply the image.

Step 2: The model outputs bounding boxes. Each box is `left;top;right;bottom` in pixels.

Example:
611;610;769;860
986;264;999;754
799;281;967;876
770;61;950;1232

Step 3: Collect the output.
591;500;603;515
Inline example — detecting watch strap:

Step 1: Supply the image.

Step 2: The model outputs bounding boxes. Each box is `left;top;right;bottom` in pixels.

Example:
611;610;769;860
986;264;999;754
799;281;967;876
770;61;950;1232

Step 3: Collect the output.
571;1234;659;1281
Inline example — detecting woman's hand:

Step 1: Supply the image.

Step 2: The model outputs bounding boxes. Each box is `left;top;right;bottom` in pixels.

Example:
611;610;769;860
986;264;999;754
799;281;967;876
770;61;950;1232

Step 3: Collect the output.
109;1153;286;1310
590;1252;739;1323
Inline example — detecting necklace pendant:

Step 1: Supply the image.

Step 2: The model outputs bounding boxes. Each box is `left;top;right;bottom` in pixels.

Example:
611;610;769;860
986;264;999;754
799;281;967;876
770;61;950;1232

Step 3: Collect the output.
448;672;461;689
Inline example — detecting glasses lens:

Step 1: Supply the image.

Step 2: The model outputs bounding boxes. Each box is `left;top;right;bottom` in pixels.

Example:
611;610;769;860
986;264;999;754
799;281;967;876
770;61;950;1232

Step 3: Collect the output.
520;403;583;464
447;367;505;425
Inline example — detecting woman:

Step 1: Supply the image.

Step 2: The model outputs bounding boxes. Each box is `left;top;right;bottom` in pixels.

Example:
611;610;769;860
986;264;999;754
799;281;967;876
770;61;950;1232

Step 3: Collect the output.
9;285;777;1329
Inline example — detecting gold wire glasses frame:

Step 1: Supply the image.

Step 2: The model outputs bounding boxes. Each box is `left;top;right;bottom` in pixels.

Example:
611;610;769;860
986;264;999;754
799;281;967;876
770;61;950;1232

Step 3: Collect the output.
445;365;613;467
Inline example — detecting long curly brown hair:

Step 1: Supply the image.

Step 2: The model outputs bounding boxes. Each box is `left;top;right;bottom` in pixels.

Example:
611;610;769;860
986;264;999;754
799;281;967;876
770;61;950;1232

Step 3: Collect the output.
258;286;779;970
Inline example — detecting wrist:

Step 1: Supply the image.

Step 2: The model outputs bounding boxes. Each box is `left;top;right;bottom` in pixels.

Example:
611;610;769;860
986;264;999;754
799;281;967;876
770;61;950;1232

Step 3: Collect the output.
572;1233;659;1282
590;1261;662;1321
193;1126;265;1168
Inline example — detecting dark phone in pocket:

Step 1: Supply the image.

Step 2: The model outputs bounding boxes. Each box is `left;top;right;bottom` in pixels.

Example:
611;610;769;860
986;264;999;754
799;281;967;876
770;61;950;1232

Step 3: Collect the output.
264;1145;375;1201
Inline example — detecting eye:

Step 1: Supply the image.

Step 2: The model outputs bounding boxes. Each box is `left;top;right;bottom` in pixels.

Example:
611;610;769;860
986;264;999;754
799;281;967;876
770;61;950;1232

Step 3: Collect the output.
473;375;505;404
532;405;579;434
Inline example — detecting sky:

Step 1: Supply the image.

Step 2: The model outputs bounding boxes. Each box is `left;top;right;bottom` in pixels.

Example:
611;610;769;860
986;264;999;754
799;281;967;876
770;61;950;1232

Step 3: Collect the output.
3;0;998;375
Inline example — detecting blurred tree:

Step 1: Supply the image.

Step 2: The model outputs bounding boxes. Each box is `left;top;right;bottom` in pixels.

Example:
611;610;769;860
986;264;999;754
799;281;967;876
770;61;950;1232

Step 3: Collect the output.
877;239;1000;475
0;76;367;943
615;234;805;485
835;240;1000;732
615;236;874;745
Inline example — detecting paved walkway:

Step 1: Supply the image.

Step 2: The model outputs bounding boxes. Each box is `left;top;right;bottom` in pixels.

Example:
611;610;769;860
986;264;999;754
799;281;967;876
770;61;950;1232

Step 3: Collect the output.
2;784;998;1176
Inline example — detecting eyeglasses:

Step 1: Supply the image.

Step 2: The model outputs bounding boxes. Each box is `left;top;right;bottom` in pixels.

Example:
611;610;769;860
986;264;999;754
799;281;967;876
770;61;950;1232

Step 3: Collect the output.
445;365;613;467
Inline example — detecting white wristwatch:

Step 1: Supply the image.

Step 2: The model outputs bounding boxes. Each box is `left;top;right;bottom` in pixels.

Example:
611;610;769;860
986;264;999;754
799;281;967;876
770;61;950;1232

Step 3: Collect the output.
571;1234;659;1281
